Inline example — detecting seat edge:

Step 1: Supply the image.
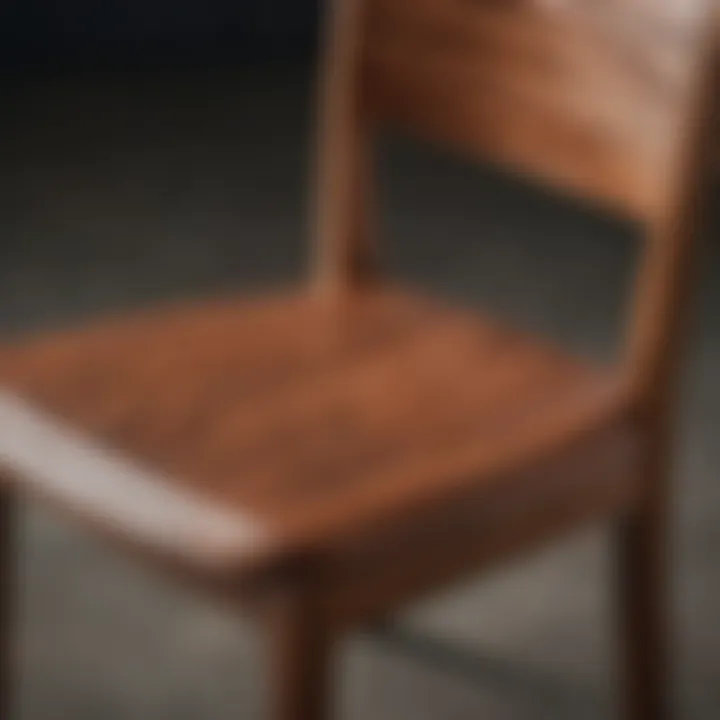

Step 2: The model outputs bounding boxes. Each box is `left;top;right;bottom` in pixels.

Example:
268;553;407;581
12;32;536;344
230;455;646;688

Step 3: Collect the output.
0;390;277;580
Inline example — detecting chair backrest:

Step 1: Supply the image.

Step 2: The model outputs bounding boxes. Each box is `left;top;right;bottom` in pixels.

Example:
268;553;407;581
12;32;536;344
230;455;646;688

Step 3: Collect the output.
312;0;719;411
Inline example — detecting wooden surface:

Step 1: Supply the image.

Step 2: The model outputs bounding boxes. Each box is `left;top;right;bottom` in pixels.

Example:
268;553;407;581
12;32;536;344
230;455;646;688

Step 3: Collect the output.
0;287;628;581
322;414;640;629
1;0;718;717
361;0;708;220
267;584;335;720
314;0;376;290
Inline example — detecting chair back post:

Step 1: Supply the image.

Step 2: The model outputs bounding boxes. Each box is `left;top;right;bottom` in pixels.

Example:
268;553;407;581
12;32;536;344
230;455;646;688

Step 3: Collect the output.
312;0;376;294
625;22;720;421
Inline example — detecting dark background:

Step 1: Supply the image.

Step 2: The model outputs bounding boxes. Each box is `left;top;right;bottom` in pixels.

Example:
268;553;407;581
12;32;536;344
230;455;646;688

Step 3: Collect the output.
0;0;319;69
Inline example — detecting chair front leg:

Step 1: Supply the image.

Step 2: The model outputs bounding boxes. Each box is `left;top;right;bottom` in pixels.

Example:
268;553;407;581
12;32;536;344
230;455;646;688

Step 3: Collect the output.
266;584;335;720
0;488;15;720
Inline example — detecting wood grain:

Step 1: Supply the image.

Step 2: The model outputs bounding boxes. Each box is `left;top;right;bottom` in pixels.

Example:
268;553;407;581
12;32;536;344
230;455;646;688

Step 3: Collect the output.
360;0;708;218
1;0;718;717
0;288;629;579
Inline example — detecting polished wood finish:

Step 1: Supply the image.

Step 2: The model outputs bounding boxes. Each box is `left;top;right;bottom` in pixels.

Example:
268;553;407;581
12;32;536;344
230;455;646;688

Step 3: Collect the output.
617;416;673;720
618;17;720;720
324;417;640;631
0;289;628;580
360;0;709;220
267;583;334;720
314;0;376;291
0;0;717;718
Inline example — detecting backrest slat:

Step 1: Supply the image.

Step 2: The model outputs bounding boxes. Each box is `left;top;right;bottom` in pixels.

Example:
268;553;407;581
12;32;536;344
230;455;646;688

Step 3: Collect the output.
359;0;707;218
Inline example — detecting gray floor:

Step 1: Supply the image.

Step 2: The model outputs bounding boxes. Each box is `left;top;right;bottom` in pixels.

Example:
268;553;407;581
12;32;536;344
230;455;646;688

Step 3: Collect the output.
1;67;719;719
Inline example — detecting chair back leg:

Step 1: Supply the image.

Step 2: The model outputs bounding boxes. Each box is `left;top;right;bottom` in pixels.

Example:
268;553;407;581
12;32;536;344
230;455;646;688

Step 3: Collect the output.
617;421;672;720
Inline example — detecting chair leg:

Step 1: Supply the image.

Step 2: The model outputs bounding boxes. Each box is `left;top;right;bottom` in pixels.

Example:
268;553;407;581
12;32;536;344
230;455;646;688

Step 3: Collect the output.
0;490;15;720
617;479;671;720
267;586;335;720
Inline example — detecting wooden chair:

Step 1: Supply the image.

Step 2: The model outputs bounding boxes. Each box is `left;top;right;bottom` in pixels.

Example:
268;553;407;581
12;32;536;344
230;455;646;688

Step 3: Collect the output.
1;0;718;718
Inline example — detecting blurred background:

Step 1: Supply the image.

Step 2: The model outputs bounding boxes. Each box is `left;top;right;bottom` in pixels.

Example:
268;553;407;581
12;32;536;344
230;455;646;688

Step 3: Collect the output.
1;1;719;718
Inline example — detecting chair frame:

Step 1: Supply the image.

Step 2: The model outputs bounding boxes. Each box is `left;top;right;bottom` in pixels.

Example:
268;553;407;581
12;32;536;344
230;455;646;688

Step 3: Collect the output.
295;0;720;717
2;1;719;719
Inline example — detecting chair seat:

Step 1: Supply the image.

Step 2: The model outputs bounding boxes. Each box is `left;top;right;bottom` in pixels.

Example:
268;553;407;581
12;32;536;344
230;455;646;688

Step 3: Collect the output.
0;287;635;584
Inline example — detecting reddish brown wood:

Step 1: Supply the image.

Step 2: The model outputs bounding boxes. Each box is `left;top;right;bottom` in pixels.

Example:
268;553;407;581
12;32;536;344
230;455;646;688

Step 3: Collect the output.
322;417;641;631
617;415;673;720
360;0;709;219
0;1;717;718
0;289;628;578
626;10;720;409
267;582;334;720
313;0;376;291
617;17;720;720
